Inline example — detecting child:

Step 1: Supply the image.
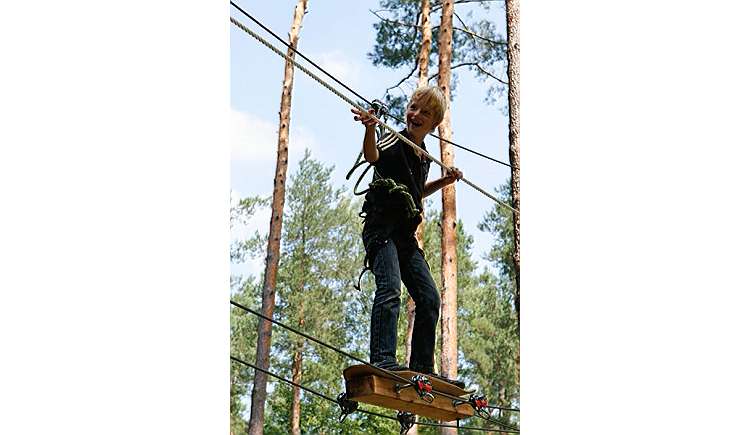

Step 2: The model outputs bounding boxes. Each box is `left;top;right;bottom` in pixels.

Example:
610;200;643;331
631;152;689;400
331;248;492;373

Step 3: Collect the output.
350;86;464;388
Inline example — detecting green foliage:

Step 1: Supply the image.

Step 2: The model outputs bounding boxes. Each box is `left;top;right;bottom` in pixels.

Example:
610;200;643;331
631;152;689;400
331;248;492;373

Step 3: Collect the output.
229;159;520;432
230;194;269;434
420;196;520;427
369;0;508;110
478;180;517;301
471;178;520;426
230;195;269;263
230;277;262;435
368;0;424;69
261;151;400;434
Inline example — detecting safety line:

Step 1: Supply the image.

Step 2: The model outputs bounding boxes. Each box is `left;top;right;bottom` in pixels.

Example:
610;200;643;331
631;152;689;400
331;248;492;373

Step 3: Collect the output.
229;1;515;171
230;355;519;433
230;300;415;387
488;404;521;412
231;355;336;404
230;299;520;428
427;131;512;168
230;15;517;214
231;299;470;407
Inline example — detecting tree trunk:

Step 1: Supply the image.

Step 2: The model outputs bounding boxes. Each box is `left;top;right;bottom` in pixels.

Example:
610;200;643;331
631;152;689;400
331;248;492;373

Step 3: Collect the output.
405;8;433;434
505;0;521;330
417;0;432;88
437;2;457;435
290;320;304;435
248;1;308;434
406;0;433;382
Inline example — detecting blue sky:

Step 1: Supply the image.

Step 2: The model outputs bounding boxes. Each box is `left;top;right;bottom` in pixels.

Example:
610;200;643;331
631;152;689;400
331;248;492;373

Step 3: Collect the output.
230;0;511;277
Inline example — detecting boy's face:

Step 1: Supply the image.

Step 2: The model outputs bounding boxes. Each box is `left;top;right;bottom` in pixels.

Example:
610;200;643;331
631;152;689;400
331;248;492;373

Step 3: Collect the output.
406;99;439;138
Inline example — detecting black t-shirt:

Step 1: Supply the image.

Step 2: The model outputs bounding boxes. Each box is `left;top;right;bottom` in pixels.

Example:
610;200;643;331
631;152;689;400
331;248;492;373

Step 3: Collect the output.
371;129;431;209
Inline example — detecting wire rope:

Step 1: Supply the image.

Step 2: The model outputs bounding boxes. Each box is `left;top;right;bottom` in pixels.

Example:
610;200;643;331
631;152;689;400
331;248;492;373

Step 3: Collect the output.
230;1;515;171
230;355;519;433
231;299;519;429
230;15;516;213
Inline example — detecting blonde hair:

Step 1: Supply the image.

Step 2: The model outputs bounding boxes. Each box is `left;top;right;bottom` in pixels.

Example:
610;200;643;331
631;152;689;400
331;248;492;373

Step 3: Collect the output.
409;86;447;127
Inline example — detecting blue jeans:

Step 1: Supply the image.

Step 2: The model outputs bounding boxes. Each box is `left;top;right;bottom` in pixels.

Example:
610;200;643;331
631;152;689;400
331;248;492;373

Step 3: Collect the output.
366;233;441;373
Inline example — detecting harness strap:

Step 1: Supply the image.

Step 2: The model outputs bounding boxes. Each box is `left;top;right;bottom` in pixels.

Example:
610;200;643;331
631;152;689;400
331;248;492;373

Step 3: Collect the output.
345;158;374;196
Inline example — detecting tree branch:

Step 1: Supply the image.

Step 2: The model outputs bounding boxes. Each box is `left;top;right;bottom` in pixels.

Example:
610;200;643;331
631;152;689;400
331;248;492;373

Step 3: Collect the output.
371;9;504;46
370;9;420;29
455;0;504;4
386;7;425;99
384;58;420;97
473;62;507;84
453;16;506;46
428;62;507;84
432;0;504;12
453;10;472;35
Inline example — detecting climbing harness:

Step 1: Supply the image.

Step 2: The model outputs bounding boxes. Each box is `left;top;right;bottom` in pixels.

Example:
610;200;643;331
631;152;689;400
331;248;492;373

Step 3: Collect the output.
345;158;373;196
353;172;423;291
348;98;429;292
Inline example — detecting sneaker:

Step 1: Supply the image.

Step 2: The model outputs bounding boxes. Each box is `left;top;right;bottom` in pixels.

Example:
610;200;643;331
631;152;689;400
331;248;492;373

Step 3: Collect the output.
373;360;410;372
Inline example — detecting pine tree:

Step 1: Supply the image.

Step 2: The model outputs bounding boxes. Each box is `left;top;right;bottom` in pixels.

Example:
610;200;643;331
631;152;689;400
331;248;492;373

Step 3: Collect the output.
404;4;433;432
260;153;396;434
476;180;520;427
369;0;508;117
435;6;459;434
275;152;355;433
248;1;309;433
417;200;519;433
229;195;268;435
505;0;521;329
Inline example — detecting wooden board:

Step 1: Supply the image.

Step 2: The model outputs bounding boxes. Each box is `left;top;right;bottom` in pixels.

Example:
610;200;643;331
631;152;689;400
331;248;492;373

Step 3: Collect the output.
343;364;474;422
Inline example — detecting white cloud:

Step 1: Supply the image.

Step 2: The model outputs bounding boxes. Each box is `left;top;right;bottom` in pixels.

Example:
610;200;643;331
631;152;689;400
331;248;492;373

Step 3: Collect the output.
231;110;277;162
229;110;325;280
231;108;320;166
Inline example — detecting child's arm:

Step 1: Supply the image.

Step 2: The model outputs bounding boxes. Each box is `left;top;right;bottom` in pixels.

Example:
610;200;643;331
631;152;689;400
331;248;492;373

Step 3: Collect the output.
351;107;379;162
423;167;463;197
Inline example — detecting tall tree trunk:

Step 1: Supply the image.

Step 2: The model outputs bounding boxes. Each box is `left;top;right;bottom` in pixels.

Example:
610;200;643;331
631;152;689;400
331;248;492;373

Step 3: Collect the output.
405;4;433;433
417;0;432;88
290;228;308;435
248;1;308;434
290;318;304;435
437;2;457;434
406;0;433;375
505;0;521;331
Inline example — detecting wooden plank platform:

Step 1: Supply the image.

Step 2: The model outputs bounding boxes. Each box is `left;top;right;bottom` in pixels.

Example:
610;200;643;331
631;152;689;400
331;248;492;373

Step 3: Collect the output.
343;364;474;422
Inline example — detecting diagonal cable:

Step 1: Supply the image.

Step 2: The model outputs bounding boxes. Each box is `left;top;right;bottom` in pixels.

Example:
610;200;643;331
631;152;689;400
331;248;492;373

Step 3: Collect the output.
231;299;471;406
489;404;520;412
231;299;518;423
230;300;415;386
230;355;518;433
231;355;336;404
229;1;516;171
229;15;517;213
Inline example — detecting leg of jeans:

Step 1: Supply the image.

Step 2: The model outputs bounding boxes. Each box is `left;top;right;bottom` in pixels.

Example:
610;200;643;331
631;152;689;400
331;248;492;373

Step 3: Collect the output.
369;239;402;365
399;246;440;373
